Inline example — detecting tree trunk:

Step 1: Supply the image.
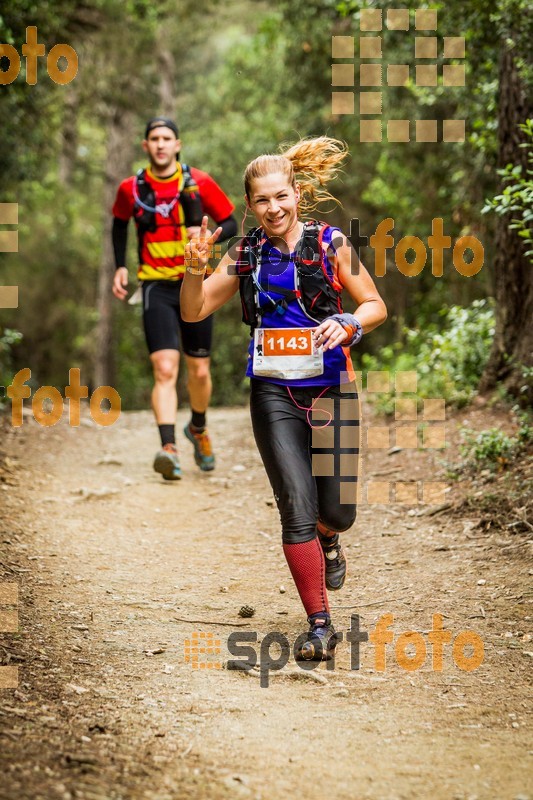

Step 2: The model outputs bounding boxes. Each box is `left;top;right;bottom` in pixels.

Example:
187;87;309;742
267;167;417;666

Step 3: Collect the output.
94;108;134;389
479;43;533;403
59;84;78;186
157;46;177;117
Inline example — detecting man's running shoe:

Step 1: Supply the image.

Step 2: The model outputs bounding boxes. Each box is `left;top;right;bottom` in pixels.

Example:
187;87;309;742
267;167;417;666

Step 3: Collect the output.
153;443;182;481
183;423;215;471
295;614;339;661
319;533;347;591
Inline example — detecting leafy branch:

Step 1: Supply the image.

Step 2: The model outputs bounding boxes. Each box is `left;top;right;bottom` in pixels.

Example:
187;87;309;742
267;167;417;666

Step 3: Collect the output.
482;119;533;260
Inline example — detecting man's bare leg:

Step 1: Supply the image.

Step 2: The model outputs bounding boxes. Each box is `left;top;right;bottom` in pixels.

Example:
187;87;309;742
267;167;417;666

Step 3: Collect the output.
183;355;215;471
184;355;212;417
150;349;182;480
150;348;180;423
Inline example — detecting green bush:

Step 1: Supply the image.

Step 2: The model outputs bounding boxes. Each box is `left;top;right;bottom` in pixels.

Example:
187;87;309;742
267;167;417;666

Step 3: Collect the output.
0;328;23;408
459;417;532;472
361;299;495;413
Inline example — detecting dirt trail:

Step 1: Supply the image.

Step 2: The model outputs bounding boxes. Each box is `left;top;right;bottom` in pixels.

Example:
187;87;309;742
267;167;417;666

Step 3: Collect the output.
0;404;531;800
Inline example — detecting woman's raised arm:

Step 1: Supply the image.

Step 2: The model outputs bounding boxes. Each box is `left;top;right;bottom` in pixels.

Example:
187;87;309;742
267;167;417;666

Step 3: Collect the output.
181;215;240;322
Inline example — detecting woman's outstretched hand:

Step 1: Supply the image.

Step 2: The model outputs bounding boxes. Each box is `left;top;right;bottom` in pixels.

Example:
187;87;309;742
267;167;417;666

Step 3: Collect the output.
185;215;223;273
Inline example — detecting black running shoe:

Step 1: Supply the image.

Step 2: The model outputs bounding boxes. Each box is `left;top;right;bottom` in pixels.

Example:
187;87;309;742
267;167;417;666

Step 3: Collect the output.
320;535;347;591
295;614;339;661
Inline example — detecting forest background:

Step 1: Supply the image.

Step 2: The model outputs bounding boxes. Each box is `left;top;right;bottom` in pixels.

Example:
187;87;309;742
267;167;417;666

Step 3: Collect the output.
0;0;531;413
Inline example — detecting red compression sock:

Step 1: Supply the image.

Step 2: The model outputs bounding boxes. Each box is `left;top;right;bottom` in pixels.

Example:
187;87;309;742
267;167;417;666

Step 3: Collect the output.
282;538;330;618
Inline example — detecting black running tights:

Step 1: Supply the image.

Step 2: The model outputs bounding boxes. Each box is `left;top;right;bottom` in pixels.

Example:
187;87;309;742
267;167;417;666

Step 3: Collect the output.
249;379;360;545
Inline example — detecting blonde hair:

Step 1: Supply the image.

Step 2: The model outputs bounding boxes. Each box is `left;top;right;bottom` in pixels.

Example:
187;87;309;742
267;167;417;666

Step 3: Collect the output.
244;136;347;215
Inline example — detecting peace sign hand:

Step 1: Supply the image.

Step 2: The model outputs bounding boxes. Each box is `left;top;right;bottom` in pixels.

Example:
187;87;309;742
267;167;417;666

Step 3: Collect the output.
185;215;223;274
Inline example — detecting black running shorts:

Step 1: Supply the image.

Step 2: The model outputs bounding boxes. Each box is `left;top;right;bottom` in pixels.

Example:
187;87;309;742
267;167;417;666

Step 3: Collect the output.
142;280;213;357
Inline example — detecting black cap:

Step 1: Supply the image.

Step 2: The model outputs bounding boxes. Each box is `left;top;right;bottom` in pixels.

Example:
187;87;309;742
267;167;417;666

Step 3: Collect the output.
144;117;179;138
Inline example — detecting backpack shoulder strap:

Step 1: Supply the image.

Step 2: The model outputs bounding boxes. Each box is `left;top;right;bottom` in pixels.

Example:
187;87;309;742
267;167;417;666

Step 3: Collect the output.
235;227;262;275
317;221;343;291
246;226;261;238
133;168;153;207
296;219;343;291
296;219;326;265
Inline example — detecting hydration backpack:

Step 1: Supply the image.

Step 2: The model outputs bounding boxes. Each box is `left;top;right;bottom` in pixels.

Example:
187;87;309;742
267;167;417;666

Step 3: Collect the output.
235;221;344;333
132;163;203;233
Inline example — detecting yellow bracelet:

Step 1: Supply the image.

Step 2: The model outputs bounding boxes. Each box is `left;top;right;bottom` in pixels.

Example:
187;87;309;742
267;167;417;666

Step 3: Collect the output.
186;266;207;276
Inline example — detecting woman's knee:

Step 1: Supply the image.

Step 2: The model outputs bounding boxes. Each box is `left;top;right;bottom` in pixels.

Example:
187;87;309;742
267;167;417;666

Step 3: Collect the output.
281;524;317;545
277;493;318;545
319;505;357;533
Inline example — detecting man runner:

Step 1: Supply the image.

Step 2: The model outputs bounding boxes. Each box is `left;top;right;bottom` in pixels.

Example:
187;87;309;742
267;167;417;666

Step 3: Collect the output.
111;117;236;479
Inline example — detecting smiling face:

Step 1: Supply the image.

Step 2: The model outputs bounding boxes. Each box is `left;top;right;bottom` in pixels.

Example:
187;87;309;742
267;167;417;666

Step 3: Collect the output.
247;172;301;242
142;126;181;173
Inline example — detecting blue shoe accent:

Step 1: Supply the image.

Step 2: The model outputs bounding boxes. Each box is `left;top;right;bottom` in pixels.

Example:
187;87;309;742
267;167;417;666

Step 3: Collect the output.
295;614;339;661
183;423;215;471
153;445;182;480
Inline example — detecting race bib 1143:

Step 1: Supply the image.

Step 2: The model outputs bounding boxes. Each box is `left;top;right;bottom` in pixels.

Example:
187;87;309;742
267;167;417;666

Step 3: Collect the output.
253;328;324;380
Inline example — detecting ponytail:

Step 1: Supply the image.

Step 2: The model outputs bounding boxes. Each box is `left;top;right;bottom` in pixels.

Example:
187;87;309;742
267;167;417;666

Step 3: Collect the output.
281;136;347;214
244;136;348;215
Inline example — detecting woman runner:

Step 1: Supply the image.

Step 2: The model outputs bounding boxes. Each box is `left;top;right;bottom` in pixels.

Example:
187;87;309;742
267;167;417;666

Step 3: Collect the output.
181;137;387;660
